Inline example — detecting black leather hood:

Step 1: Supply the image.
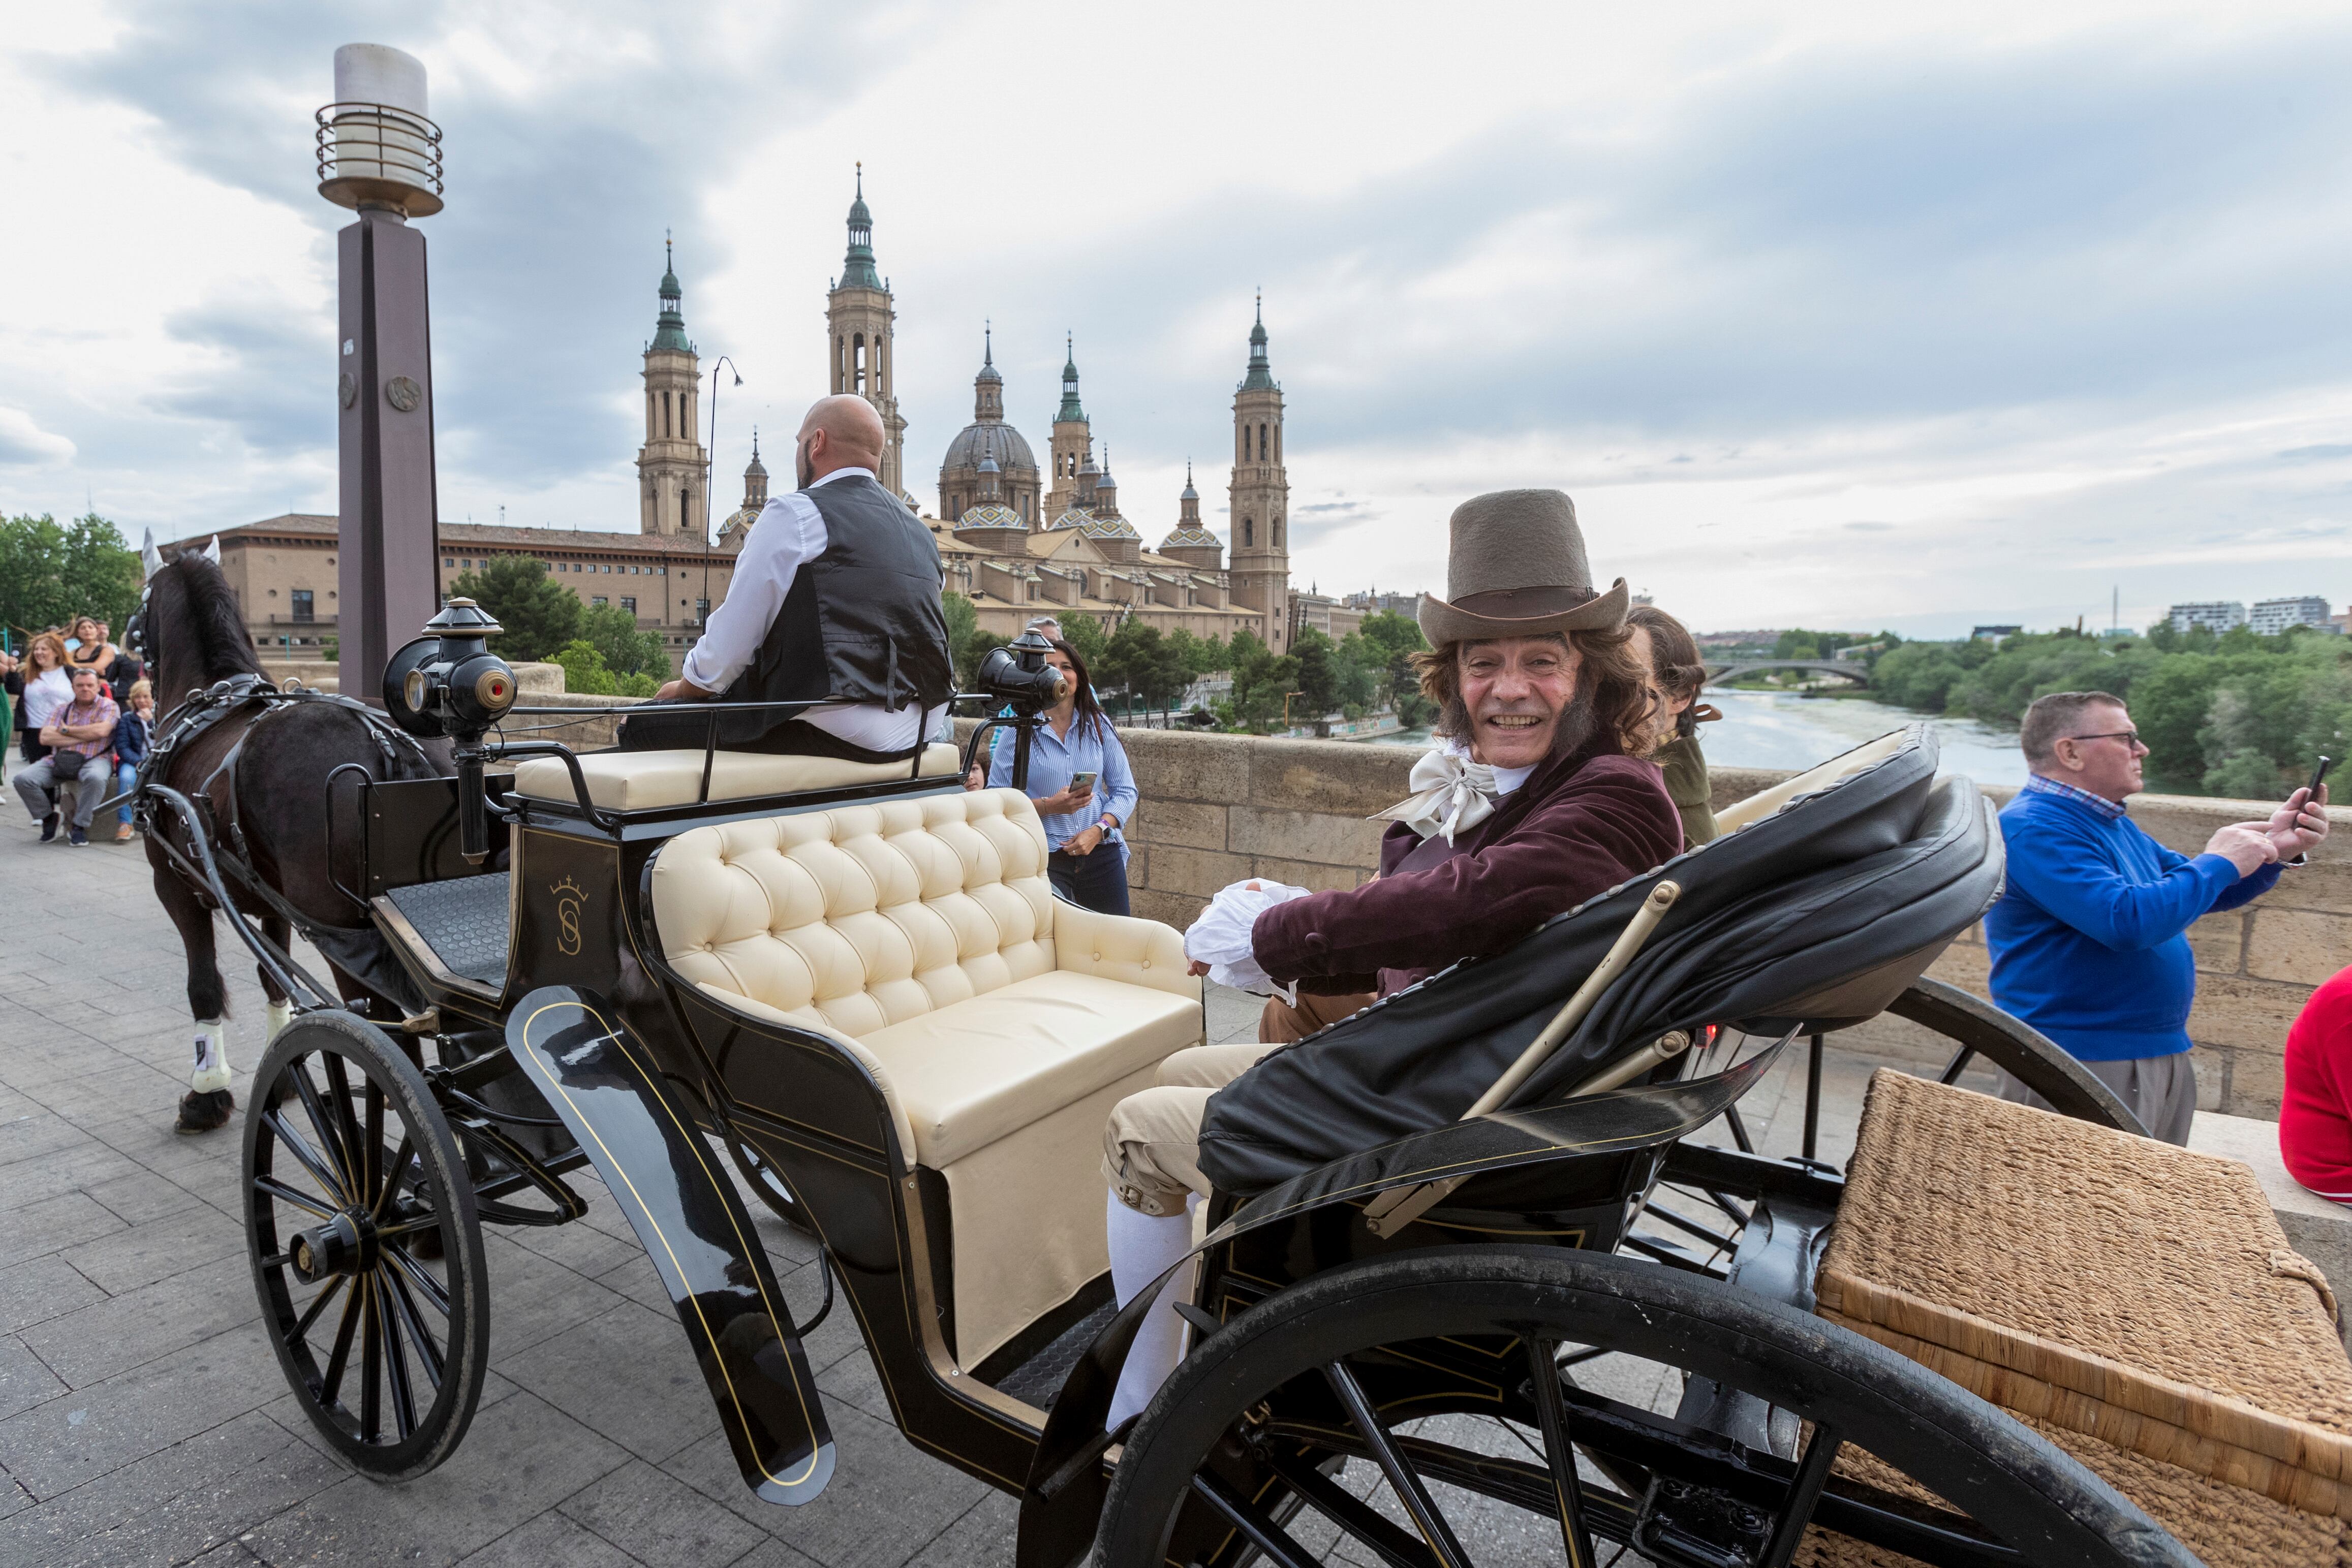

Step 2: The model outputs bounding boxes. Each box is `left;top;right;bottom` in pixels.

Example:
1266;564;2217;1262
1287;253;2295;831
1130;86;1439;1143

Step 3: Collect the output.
1198;726;2006;1195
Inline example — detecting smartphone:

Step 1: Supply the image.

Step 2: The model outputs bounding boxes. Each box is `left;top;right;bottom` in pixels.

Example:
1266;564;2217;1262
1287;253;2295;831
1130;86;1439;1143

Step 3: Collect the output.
2307;757;2333;801
1069;770;1099;792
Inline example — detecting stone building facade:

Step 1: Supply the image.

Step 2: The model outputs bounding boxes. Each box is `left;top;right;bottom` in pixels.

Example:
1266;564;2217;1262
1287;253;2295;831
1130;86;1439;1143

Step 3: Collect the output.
187;170;1297;671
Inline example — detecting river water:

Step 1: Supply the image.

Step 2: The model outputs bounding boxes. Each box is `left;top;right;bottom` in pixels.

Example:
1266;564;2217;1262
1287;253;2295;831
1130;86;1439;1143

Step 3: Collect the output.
1370;689;2028;787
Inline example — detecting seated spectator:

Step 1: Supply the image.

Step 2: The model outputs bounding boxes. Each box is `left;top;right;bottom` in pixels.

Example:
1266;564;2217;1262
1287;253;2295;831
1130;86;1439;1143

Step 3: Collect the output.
1987;690;2326;1143
1626;604;1720;848
2281;965;2352;1202
110;678;153;842
6;632;75;767
15;667;119;845
965;638;1138;916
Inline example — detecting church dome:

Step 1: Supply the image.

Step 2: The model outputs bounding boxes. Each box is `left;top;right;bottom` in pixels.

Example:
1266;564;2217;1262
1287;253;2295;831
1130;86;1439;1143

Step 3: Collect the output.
1047;507;1094;531
1076;514;1142;542
957;503;1023;532
942;421;1036;475
1160;523;1219;550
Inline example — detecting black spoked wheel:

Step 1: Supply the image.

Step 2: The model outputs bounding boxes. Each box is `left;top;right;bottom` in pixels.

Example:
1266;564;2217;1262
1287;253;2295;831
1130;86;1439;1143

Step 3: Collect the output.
1101;1248;2194;1568
721;1127;815;1236
243;1011;490;1480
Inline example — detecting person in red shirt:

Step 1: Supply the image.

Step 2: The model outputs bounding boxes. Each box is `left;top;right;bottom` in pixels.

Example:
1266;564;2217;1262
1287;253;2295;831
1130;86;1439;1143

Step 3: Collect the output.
2280;967;2352;1200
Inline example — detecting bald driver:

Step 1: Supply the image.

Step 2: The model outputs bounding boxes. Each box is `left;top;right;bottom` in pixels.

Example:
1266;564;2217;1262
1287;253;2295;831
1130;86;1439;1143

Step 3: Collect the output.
623;394;954;758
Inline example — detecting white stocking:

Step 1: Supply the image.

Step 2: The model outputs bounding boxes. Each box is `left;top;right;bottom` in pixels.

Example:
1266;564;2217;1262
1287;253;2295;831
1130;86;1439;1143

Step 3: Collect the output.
1106;1189;1199;1430
191;1018;232;1095
265;998;294;1042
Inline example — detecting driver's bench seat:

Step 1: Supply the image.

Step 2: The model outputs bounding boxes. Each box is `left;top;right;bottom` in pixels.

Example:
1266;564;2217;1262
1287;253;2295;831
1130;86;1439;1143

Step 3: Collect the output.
646;788;1201;1364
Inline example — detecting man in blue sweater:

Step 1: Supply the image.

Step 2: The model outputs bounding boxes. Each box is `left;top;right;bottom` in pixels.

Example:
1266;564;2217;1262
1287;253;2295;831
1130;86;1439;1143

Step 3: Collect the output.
1987;690;2329;1142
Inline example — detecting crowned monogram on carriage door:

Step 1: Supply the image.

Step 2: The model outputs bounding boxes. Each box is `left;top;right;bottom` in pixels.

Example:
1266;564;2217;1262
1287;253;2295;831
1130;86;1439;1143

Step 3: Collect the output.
550;876;585;957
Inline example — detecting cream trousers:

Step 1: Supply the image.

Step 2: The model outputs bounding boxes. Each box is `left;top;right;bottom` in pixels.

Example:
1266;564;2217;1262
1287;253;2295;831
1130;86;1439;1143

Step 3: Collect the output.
1101;1042;1278;1216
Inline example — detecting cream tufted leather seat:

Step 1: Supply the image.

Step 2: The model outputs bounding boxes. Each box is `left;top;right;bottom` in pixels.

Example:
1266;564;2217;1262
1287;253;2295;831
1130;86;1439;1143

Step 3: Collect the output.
650;787;1199;1364
513;742;961;811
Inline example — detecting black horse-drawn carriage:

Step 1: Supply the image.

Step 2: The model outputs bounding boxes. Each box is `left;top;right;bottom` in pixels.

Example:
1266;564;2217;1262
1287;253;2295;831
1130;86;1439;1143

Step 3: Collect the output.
149;606;2198;1567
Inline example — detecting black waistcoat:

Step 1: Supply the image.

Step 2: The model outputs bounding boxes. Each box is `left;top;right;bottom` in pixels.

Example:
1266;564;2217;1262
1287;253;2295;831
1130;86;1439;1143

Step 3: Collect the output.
717;474;953;748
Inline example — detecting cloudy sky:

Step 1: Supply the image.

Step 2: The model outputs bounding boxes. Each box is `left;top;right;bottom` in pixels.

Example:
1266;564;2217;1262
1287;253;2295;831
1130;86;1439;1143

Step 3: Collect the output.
6;2;2351;636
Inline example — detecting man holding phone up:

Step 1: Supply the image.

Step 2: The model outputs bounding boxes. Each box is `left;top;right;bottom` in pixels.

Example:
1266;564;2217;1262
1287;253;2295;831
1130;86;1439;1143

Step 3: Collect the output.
1986;690;2330;1143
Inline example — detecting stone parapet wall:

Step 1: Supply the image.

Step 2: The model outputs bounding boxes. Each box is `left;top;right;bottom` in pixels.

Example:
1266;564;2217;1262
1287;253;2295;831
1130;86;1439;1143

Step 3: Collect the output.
1084;735;2341;1119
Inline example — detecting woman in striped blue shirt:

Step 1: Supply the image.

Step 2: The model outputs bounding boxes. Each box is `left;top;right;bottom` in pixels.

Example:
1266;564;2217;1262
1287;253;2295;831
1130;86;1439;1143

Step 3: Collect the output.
966;638;1139;916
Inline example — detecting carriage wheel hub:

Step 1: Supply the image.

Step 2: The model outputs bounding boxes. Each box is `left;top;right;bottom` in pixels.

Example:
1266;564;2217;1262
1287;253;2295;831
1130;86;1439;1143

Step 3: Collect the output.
289;1210;375;1283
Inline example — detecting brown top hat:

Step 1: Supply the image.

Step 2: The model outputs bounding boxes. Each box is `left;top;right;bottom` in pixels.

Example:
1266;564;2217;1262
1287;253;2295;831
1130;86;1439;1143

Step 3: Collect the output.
1415;488;1628;647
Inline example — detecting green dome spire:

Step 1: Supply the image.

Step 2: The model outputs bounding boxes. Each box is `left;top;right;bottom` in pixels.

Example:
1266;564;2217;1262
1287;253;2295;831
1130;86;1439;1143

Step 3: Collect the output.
1057;332;1086;423
1239;291;1275;392
840;163;882;290
652;233;694;353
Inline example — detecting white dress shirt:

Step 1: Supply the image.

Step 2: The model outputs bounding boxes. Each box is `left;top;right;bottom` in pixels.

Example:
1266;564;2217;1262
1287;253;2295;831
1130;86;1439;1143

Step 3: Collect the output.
680;465;946;754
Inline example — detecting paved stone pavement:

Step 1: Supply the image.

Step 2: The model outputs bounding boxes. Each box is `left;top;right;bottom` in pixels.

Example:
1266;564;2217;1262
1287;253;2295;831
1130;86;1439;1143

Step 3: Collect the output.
0;771;1995;1567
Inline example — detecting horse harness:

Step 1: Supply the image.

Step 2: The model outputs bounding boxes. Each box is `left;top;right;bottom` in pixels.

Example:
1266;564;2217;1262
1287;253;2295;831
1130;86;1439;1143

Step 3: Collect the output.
135;674;435;943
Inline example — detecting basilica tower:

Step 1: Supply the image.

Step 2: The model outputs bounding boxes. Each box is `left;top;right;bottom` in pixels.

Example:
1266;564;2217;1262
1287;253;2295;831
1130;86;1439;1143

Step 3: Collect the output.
826;166;908;499
636;240;708;536
1044;336;1090;527
1227;296;1290;649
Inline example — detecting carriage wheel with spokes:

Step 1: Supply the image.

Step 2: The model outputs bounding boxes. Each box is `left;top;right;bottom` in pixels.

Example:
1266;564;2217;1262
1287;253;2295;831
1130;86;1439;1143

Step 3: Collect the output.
243;1011;489;1480
1100;1248;2195;1568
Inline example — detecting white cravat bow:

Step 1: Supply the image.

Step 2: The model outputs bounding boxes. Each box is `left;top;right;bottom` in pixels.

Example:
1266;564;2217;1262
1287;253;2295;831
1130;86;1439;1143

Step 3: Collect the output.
1373;743;1499;842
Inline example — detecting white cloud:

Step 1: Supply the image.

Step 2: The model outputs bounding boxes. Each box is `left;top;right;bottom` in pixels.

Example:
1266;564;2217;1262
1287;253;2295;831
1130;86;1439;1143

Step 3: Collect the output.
7;0;2352;638
0;407;76;467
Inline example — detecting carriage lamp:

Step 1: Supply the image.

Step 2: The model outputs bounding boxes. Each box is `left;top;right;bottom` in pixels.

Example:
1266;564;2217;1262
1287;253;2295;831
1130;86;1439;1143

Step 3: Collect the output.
966;628;1073;793
975;627;1070;716
383;599;515;865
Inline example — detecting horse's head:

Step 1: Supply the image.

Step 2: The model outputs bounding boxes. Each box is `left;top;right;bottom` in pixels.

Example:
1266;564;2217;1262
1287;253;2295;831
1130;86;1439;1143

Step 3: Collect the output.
134;545;262;701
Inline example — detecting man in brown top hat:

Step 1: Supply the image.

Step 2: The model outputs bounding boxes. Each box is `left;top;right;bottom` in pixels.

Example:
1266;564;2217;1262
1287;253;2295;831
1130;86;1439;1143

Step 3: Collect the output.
1098;487;1683;1425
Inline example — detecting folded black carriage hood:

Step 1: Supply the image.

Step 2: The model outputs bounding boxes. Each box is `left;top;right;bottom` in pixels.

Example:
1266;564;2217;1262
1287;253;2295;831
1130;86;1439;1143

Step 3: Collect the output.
1199;726;2006;1195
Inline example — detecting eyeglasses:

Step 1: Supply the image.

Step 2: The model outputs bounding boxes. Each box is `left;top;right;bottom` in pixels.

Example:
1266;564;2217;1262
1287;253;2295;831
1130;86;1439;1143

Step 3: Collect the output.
2066;730;2143;747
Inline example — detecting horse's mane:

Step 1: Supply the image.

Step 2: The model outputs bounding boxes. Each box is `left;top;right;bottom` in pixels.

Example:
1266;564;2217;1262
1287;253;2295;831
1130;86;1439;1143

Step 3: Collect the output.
159;552;266;687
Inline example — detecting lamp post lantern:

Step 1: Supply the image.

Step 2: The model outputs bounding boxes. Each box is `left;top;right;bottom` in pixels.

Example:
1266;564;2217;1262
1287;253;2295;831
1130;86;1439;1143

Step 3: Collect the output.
319;43;446;703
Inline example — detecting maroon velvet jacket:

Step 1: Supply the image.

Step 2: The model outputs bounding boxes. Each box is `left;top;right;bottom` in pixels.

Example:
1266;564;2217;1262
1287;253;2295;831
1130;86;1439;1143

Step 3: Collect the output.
1252;739;1683;996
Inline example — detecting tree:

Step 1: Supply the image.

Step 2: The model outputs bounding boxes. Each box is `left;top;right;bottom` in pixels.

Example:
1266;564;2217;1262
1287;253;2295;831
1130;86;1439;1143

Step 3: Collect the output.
578;601;669;681
1057;611;1107;669
1292;629;1340;735
451;555;580;662
1101;622;1189;718
0;513;142;638
551;639;658;698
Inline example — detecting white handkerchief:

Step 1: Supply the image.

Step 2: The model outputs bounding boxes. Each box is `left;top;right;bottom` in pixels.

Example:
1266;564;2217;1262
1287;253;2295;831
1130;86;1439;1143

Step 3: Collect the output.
1371;741;1499;842
1183;878;1311;1000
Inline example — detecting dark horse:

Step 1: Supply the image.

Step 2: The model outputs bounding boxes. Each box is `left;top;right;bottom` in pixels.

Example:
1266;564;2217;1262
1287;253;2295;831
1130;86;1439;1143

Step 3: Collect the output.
132;552;447;1131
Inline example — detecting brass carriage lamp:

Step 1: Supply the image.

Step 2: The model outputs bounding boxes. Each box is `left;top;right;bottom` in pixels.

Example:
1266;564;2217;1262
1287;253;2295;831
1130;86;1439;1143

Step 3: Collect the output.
384;599;516;864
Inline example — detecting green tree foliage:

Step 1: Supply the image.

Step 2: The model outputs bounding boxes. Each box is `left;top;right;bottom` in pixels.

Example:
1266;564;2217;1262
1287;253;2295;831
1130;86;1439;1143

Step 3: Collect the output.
1057;611;1107;668
1098;622;1194;719
1291;629;1340;735
1869;623;2352;797
1224;629;1301;732
450;556;581;663
577;601;669;681
551;639;658;698
0;513;142;639
1350;610;1433;726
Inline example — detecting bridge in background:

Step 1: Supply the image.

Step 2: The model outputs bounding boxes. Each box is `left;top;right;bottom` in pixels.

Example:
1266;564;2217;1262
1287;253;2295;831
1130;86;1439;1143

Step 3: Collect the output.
1703;660;1870;688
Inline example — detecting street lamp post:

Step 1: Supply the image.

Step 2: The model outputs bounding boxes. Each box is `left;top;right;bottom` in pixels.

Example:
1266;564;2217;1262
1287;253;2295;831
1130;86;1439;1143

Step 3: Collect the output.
318;43;445;705
698;356;742;660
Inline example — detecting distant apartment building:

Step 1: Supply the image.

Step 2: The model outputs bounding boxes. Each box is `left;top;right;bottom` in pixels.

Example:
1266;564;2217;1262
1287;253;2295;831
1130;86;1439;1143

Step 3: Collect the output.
2249;597;2336;636
1291;587;1365;642
1970;625;2023;641
1343;589;1424;619
2168;601;2246;635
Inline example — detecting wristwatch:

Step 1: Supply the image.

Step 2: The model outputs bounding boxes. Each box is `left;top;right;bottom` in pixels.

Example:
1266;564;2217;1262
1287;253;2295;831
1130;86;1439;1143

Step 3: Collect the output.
1097;813;1119;833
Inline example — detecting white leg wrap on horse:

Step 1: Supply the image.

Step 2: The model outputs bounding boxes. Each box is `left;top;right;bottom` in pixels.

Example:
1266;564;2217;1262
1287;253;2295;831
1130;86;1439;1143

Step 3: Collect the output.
1107;1190;1198;1430
191;1019;232;1095
265;999;294;1042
